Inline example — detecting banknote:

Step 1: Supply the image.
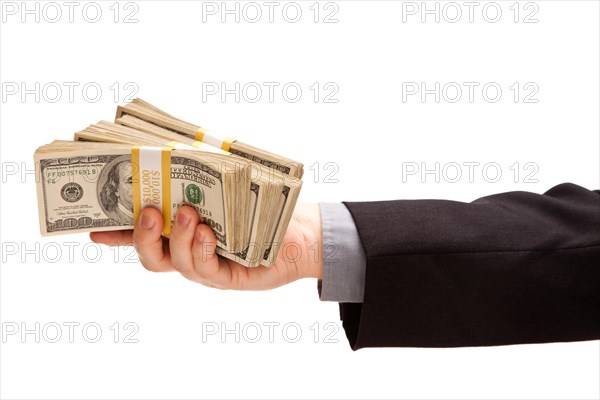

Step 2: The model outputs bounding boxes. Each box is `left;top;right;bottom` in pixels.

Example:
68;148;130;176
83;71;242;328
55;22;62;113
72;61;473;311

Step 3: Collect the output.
35;143;247;254
34;99;304;267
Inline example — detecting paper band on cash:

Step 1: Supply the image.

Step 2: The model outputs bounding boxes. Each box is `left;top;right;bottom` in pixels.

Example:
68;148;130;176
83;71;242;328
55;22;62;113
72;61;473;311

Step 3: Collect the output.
165;139;230;155
132;146;172;236
195;128;236;152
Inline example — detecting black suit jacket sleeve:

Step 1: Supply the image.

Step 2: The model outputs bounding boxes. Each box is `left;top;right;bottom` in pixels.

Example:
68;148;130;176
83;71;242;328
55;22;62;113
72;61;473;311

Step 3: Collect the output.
340;183;600;350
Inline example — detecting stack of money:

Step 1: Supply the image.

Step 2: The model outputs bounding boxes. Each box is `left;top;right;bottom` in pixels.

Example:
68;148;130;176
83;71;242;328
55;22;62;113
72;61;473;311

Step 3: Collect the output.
115;98;304;179
35;99;303;267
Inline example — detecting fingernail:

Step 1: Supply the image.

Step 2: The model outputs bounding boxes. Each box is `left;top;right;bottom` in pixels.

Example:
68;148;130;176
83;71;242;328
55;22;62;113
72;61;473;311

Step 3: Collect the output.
141;213;155;230
177;211;191;228
195;229;204;243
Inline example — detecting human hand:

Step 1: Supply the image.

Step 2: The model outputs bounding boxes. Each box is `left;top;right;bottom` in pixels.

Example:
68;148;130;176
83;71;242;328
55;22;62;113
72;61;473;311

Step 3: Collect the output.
90;203;323;290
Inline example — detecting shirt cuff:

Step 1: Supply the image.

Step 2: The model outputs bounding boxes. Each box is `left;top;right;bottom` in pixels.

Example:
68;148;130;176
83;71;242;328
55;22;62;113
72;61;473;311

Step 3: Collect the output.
318;202;366;303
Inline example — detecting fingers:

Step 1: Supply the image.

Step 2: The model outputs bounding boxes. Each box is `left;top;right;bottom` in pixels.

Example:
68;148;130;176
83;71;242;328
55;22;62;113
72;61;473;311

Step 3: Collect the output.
89;206;290;290
169;207;231;289
187;222;283;290
169;206;201;280
133;207;174;272
89;207;290;290
191;223;232;289
90;230;133;246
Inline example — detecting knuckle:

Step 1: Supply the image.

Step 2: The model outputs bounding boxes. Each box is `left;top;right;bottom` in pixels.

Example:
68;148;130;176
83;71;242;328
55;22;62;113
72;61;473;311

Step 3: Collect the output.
192;264;211;280
178;269;199;283
132;231;146;247
170;258;188;273
139;259;158;273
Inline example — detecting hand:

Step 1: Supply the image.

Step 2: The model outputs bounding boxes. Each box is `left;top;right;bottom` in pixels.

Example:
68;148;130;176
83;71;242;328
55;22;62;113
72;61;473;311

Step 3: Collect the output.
90;203;323;290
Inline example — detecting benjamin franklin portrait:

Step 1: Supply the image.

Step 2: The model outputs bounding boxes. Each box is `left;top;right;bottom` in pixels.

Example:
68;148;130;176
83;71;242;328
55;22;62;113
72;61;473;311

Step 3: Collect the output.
98;158;134;225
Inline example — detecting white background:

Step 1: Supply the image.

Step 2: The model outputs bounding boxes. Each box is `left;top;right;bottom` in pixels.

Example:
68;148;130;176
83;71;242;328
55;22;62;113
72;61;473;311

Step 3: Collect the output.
1;1;599;399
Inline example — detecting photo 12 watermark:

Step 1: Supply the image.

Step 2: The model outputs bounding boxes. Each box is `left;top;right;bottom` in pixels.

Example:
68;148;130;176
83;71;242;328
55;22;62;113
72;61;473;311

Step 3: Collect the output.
2;321;140;344
400;1;539;24
2;161;41;184
1;241;139;265
401;82;540;104
192;238;339;265
1;237;341;270
201;81;340;104
201;321;341;344
200;1;340;24
401;161;540;184
0;159;305;189
308;161;340;184
1;1;140;24
1;81;140;104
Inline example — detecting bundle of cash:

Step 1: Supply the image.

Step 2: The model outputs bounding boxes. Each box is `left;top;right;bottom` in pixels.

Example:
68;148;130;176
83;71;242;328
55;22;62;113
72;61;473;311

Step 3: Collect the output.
115;98;304;179
35;100;303;267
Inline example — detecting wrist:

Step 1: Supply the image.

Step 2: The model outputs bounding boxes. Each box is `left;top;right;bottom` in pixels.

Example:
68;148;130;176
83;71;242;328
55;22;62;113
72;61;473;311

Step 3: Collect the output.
293;202;323;280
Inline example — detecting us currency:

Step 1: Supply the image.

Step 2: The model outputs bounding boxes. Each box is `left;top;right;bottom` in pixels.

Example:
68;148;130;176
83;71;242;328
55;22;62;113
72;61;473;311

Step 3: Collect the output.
115;98;305;179
76;119;302;267
35;99;304;267
35;142;249;256
111;114;304;266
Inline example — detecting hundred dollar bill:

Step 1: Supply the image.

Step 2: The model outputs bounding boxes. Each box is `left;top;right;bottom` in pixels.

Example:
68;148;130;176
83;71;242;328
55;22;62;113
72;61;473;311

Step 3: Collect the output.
35;141;250;255
35;99;304;267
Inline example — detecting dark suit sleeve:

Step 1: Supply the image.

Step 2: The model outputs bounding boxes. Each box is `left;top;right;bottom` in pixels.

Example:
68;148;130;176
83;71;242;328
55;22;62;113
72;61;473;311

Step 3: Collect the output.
340;183;600;350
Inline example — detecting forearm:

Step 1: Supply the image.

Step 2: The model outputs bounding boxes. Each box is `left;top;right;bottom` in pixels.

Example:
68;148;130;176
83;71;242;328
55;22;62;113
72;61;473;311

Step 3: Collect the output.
340;183;600;349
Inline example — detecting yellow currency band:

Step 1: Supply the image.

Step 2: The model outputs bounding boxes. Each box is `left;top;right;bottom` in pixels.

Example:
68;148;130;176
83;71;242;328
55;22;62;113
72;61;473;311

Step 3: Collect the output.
221;137;235;152
131;146;172;237
195;128;236;152
132;147;141;224
195;128;206;142
161;147;172;237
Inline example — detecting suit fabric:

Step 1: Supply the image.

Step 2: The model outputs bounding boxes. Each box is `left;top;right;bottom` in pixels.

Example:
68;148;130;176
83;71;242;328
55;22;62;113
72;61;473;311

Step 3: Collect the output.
340;183;600;350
